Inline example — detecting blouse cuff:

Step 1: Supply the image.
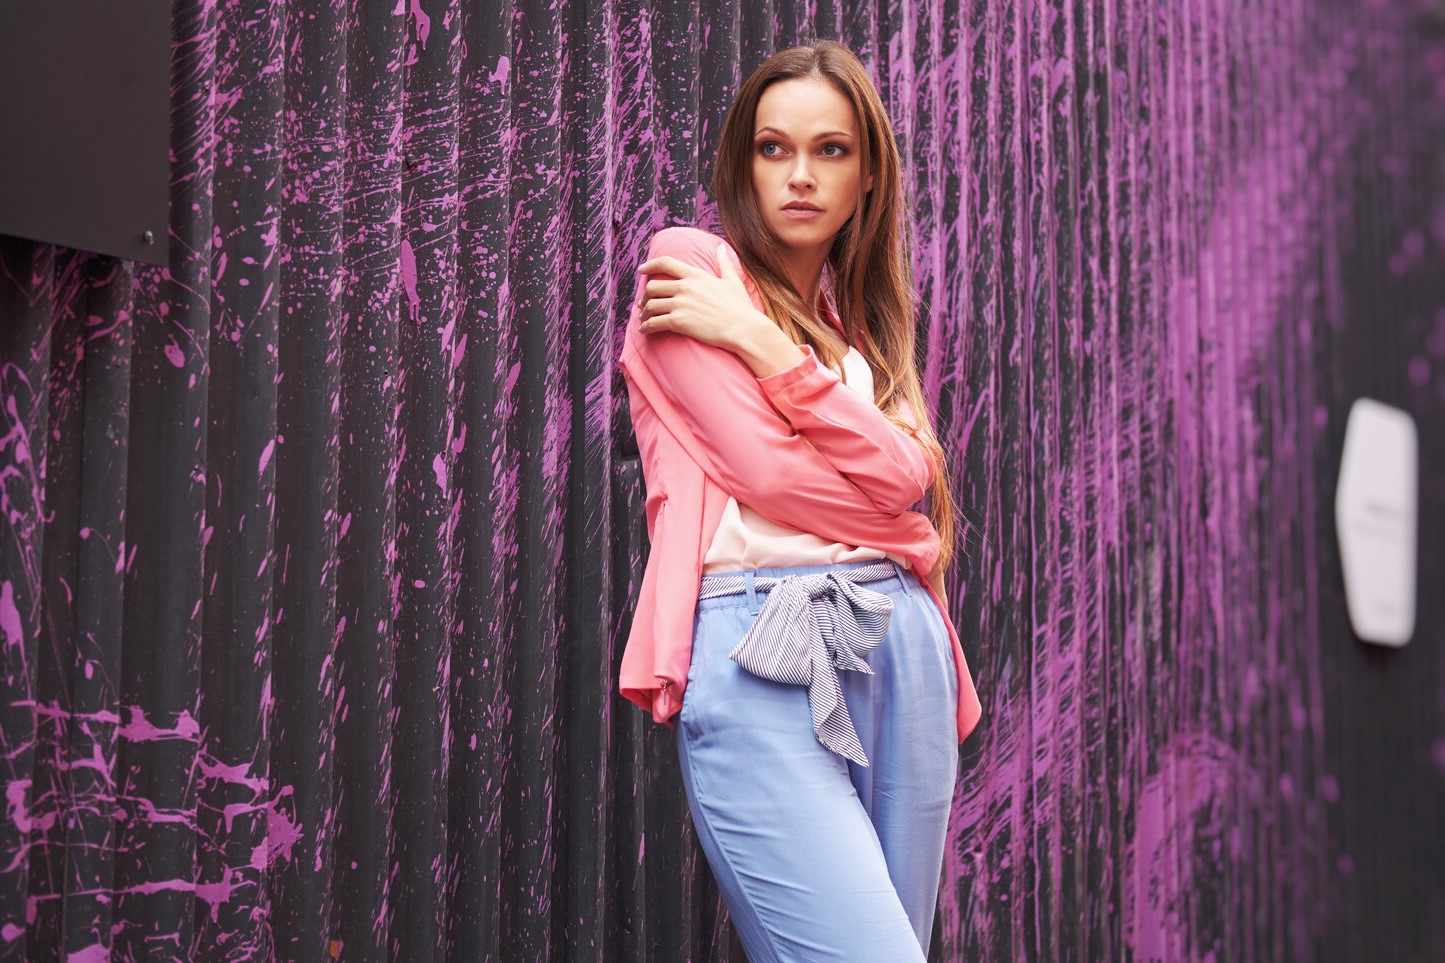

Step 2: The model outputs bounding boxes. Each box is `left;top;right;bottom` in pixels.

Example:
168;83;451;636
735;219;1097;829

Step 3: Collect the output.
756;343;830;393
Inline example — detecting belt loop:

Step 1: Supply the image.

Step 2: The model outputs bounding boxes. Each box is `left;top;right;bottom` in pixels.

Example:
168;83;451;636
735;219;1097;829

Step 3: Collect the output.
892;560;912;595
743;569;760;614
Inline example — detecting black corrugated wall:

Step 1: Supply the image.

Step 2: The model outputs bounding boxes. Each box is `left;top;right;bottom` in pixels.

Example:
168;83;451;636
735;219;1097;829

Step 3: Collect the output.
0;1;1441;959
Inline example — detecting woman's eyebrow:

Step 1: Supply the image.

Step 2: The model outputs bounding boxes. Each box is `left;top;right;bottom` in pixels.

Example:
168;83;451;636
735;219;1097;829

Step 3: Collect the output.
754;126;856;140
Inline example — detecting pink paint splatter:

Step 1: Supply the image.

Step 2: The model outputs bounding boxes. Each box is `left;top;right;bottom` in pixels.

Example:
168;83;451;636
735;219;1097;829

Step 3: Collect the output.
399;239;419;321
118;708;201;743
488;55;510;88
199;758;266;792
0;583;20;649
266;797;303;865
4;781;30;834
408;0;431;47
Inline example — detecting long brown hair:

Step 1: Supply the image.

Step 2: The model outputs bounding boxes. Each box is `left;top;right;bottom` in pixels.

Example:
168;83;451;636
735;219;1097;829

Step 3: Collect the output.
712;39;957;571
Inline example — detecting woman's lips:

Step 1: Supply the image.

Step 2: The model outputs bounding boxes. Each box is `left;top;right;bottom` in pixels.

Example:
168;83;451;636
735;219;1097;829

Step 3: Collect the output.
782;206;823;219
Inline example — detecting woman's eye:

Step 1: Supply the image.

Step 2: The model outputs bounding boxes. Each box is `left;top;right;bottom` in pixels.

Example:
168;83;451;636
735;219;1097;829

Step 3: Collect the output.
758;141;846;157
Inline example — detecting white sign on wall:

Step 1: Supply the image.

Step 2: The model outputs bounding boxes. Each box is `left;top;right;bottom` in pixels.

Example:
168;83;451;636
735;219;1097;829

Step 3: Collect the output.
1334;398;1418;647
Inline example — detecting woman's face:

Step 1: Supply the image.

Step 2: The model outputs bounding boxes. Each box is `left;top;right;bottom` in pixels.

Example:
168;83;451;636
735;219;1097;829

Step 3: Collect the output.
751;76;873;262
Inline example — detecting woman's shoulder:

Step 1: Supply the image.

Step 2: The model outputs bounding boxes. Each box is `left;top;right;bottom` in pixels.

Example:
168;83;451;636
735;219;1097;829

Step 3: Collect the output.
645;224;734;266
648;223;724;247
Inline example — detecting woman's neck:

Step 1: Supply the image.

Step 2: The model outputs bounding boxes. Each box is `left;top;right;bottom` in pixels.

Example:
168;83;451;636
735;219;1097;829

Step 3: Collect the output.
777;251;846;349
780;248;829;309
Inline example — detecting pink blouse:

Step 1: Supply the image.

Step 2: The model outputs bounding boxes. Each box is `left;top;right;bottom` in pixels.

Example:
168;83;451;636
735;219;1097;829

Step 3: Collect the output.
702;346;905;573
617;224;983;744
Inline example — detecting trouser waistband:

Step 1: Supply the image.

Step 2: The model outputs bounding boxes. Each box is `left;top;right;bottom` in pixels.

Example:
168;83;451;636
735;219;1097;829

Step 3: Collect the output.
697;560;908;767
697;560;908;609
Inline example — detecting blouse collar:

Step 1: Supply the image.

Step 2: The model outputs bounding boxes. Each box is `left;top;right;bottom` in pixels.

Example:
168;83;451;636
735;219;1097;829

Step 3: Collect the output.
819;285;846;337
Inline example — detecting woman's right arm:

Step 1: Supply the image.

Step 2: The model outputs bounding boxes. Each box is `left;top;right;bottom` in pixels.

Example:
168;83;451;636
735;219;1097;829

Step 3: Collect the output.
633;226;937;513
622;277;939;568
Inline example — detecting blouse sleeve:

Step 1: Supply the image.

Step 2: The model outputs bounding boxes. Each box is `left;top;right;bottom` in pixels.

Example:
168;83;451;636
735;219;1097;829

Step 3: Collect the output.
620;227;940;569
756;344;935;513
637;226;935;513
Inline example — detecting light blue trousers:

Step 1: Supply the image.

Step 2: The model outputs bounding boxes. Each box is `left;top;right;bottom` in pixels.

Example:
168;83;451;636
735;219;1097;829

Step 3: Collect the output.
676;559;960;962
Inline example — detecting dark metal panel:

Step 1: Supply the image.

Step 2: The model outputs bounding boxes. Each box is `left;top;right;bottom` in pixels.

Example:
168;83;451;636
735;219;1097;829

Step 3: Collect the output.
268;0;348;955
29;250;85;958
391;1;464;958
191;0;286;959
329;0;407;957
59;256;135;957
101;0;217;951
500;0;575;952
563;0;621;954
0;2;169;264
0;238;52;960
445;0;518;955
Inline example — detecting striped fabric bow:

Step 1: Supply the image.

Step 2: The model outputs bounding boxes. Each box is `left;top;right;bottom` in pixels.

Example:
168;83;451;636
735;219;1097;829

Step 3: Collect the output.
727;571;894;767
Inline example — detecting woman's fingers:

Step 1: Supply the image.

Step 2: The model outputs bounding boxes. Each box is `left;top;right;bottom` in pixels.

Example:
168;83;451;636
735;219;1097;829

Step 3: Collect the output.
714;242;743;285
637;254;702;279
638;295;676;322
637;277;682;305
635;247;750;344
636;269;725;311
635;259;691;313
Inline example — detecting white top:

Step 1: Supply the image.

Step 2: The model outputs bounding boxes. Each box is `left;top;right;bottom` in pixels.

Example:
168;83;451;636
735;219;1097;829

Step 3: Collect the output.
701;346;906;573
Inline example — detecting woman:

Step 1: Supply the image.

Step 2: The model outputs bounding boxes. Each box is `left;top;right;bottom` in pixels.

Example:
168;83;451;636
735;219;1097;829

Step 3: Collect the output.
617;39;982;961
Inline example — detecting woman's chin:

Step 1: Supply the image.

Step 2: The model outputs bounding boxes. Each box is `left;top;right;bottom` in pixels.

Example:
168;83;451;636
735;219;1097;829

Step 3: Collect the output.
769;222;839;250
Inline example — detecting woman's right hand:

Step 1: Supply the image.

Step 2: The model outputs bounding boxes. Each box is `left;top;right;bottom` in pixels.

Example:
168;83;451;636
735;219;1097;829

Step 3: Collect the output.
637;242;804;378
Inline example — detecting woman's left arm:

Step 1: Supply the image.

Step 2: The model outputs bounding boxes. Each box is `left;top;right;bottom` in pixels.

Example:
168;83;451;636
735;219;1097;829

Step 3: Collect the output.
638;238;936;514
753;344;936;505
